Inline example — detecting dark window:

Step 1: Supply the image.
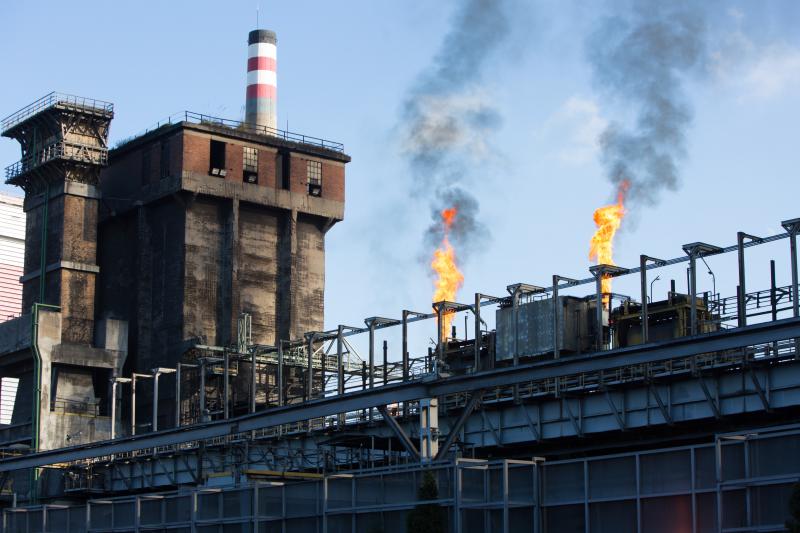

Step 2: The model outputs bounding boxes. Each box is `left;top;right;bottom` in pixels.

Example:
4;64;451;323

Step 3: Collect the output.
277;150;290;190
243;146;258;183
210;140;227;177
307;160;322;196
160;140;170;179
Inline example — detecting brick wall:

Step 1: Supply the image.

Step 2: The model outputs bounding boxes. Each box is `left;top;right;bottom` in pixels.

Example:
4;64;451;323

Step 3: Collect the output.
289;154;345;202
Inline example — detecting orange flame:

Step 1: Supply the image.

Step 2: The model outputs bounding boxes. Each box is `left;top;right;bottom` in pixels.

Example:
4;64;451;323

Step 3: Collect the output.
432;208;464;339
589;182;628;302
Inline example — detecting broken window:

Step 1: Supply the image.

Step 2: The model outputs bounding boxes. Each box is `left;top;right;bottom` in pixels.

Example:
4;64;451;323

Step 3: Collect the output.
307;160;322;196
243;146;258;184
210;140;227;177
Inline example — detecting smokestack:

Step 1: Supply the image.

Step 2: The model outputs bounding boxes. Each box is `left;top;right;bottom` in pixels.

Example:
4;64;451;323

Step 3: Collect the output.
245;29;277;130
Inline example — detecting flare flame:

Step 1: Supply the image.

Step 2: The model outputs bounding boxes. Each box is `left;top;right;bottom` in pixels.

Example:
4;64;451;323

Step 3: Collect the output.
432;208;464;338
589;182;629;302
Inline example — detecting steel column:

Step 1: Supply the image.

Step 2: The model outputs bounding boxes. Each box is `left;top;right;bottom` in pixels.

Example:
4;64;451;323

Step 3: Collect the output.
307;334;315;400
783;219;800;318
278;342;284;406
111;380;118;440
793;231;799;317
223;351;230;419
689;253;698;335
552;276;560;359
199;359;207;422
512;289;521;366
641;255;649;343
738;232;747;327
175;363;182;427
437;305;445;371
336;327;344;395
474;294;481;371
402;311;409;381
250;352;257;413
152;371;160;432
368;323;376;388
382;340;388;386
595;274;603;349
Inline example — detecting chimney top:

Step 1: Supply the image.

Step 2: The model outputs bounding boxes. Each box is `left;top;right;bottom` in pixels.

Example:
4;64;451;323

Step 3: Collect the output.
248;29;277;45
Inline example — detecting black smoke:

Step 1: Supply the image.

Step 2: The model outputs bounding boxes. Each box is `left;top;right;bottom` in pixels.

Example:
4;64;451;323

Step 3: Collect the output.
587;3;707;206
401;0;511;260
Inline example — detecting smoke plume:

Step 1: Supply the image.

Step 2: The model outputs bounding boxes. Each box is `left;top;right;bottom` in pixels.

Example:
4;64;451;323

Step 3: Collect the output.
401;0;511;259
587;3;707;207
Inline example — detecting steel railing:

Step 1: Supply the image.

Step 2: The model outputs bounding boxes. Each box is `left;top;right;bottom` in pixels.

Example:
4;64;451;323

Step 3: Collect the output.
116;111;345;153
4;140;109;181
2;92;113;134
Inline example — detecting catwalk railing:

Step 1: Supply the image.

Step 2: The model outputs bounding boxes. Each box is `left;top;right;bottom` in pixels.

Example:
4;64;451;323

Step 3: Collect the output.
1;92;113;134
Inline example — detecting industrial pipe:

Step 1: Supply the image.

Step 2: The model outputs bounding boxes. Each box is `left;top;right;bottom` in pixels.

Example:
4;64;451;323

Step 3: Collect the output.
131;372;152;435
151;367;175;432
110;377;130;440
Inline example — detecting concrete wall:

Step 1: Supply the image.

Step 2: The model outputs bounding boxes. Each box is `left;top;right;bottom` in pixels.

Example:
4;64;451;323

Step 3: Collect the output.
238;204;280;345
184;197;230;346
290;216;326;338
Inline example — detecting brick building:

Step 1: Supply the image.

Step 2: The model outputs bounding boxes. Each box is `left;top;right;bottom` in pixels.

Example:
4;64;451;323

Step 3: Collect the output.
98;114;349;373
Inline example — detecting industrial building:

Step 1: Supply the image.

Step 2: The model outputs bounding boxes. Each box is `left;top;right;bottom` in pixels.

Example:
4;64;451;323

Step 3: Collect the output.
1;28;800;533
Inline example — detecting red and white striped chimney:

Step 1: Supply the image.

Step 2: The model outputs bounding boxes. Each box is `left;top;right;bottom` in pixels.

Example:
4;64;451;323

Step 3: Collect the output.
245;29;277;131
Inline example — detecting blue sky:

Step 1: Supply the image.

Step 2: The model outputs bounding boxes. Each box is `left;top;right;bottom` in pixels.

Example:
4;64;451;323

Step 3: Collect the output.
1;1;799;349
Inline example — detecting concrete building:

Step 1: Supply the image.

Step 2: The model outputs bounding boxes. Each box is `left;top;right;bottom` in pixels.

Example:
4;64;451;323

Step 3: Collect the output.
0;194;24;322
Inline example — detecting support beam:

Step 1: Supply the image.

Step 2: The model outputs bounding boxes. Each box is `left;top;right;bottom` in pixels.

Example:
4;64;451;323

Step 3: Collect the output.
520;402;541;442
648;382;673;425
562;397;583;437
604;388;626;431
697;375;721;419
434;390;484;461
376;405;420;461
749;368;772;413
479;408;501;446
